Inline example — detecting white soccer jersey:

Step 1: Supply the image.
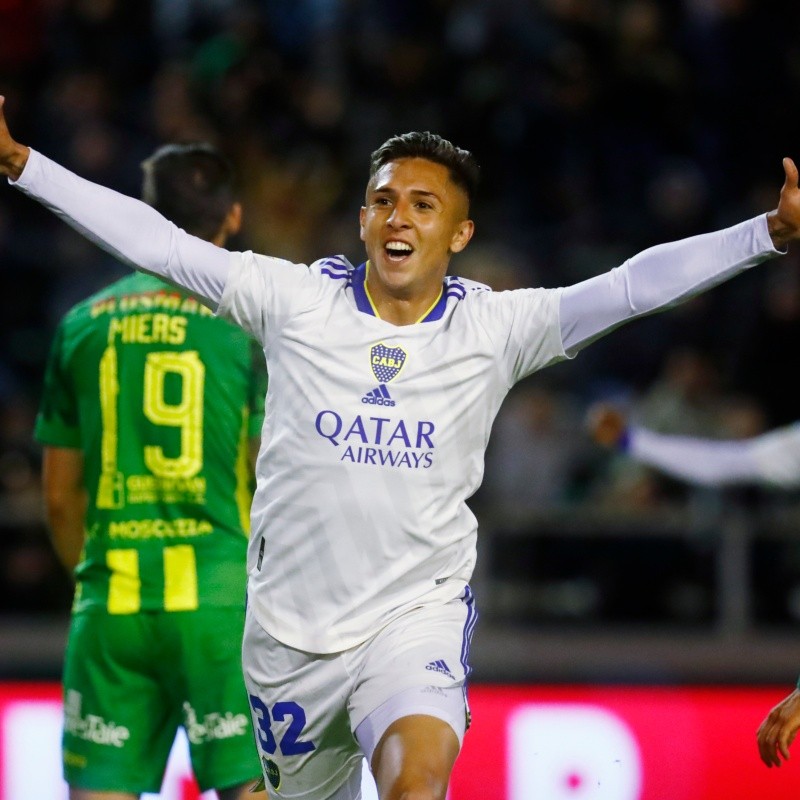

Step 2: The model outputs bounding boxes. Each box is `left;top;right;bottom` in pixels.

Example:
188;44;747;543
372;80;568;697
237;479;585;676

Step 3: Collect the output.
630;422;800;490
12;149;783;652
219;255;565;650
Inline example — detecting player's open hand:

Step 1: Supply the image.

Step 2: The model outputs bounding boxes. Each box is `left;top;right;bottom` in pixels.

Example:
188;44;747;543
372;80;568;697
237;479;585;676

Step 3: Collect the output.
0;96;29;181
757;688;800;767
585;403;627;449
768;157;800;249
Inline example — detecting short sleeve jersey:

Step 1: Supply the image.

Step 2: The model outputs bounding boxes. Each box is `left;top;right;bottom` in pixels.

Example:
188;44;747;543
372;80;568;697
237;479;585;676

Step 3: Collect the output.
35;272;267;614
218;255;566;652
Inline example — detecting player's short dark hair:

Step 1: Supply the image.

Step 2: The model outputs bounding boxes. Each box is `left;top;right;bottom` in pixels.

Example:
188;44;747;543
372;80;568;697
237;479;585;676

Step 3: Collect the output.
140;143;237;241
369;132;480;206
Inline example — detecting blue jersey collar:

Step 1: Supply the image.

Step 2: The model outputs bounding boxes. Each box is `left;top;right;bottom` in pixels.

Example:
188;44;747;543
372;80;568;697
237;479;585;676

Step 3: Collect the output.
351;262;448;323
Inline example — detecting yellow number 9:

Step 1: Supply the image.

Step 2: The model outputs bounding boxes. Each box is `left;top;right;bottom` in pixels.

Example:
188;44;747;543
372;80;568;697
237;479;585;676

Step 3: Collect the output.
143;351;205;478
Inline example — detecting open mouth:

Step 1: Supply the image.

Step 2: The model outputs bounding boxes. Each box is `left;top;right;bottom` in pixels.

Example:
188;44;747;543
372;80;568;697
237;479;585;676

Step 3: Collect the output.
384;242;414;261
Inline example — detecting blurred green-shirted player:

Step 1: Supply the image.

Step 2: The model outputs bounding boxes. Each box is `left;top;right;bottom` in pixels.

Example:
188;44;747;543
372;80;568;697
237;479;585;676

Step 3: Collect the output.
35;143;269;800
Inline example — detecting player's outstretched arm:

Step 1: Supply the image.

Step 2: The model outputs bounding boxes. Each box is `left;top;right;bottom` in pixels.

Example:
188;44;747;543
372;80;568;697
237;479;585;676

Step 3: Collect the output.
0;96;29;180
767;158;800;250
757;688;800;767
559;158;797;356
584;402;781;487
0;96;229;307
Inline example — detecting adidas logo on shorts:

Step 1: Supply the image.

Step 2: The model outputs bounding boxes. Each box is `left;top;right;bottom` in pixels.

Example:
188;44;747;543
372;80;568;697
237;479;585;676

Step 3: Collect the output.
425;659;454;679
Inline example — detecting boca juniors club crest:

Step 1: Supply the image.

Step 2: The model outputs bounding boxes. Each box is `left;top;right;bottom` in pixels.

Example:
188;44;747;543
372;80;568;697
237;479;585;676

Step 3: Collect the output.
262;756;281;790
371;342;407;384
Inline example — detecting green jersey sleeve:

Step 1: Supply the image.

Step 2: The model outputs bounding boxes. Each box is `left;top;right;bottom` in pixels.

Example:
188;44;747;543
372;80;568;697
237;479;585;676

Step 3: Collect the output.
35;320;82;448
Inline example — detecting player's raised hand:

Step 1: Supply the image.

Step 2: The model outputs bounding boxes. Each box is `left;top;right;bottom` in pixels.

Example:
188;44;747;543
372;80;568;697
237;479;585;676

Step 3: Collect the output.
0;96;30;181
767;157;800;249
585;403;627;449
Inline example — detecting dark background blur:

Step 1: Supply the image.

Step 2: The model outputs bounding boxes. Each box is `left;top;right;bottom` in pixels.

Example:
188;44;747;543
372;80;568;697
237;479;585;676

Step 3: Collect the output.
3;0;800;682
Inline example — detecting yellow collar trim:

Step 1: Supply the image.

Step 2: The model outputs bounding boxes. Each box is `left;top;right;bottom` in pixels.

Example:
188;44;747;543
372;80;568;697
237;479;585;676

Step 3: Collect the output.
364;261;443;324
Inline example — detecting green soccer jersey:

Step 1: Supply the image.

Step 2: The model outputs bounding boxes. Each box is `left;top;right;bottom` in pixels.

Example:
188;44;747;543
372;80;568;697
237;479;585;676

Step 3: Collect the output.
35;272;267;614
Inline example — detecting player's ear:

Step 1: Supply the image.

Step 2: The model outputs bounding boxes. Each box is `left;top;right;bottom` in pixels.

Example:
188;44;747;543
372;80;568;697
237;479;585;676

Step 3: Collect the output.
449;219;474;254
359;206;367;242
225;202;243;237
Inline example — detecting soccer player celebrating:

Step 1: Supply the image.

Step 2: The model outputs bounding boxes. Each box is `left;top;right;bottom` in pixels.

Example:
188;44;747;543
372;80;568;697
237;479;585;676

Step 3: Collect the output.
34;141;268;800
2;96;800;799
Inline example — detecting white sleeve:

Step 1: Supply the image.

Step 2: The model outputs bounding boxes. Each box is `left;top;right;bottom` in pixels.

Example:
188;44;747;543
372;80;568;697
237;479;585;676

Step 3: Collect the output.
559;215;782;356
10;149;231;308
627;426;800;488
749;424;800;488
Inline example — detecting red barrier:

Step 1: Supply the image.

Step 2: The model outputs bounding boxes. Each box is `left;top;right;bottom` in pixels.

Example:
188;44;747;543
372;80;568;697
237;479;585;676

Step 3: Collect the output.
0;683;797;799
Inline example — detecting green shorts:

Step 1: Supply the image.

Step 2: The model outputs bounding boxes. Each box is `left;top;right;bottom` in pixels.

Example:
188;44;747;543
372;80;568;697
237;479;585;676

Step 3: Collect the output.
61;606;260;794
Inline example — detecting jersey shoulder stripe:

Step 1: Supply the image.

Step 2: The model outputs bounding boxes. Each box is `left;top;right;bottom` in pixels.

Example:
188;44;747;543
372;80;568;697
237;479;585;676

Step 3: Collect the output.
446;275;491;294
314;255;354;283
423;275;492;321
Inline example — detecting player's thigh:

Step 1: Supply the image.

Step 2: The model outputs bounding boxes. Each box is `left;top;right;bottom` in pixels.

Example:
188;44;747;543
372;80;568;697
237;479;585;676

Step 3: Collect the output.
350;589;477;766
176;607;262;792
370;713;459;800
242;607;364;800
62;613;179;794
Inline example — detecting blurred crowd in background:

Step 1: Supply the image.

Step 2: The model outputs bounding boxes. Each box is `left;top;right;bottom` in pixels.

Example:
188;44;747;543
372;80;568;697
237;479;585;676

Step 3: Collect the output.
2;0;800;628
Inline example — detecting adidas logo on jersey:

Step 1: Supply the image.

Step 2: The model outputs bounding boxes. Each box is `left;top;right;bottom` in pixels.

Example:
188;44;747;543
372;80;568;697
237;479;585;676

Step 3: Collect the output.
425;659;455;679
362;384;396;407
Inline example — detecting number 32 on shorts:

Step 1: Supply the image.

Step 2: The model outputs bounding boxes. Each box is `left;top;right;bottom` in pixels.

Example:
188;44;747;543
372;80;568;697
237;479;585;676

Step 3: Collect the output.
249;696;315;755
249;696;316;791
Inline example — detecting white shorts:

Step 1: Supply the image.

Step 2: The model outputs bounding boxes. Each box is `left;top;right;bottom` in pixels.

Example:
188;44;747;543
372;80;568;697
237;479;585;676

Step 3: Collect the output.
242;587;478;800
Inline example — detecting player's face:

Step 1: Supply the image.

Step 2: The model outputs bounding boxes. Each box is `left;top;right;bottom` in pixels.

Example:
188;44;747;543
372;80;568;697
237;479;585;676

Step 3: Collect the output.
360;157;474;299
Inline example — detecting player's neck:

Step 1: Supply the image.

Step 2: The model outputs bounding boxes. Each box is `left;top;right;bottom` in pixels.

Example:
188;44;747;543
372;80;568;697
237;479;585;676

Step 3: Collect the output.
366;282;442;326
364;263;445;326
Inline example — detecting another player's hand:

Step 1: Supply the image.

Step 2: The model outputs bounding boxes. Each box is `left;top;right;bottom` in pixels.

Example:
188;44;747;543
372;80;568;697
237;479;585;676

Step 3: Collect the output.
585;403;627;448
756;688;800;767
0;96;30;181
768;157;800;249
